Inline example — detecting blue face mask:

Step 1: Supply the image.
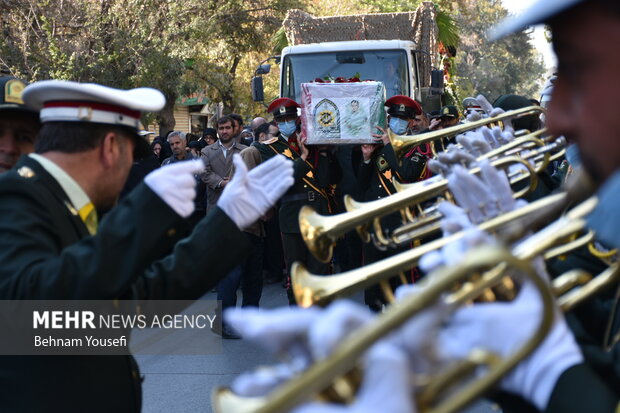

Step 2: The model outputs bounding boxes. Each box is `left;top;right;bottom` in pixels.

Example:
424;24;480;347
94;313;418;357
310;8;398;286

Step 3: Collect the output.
278;121;297;138
389;117;408;135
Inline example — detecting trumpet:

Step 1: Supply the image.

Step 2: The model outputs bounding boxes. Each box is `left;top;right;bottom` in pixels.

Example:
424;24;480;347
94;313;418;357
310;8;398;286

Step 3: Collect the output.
294;169;619;309
389;106;546;159
301;154;538;263
213;246;555;413
369;137;566;250
295;192;568;307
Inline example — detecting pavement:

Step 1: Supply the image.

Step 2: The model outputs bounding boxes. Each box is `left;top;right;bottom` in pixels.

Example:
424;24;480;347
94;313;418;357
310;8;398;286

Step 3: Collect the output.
137;282;501;413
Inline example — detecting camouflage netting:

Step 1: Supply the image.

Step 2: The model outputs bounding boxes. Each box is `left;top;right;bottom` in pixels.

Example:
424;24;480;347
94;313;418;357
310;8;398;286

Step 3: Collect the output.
282;2;438;88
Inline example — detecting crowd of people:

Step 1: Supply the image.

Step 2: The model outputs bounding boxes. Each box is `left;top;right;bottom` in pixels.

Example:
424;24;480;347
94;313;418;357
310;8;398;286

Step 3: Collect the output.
0;0;617;411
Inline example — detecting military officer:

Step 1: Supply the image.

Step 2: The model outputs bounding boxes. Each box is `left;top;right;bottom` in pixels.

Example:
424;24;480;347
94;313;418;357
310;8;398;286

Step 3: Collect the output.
0;80;293;412
258;97;341;304
0;76;40;173
358;95;433;311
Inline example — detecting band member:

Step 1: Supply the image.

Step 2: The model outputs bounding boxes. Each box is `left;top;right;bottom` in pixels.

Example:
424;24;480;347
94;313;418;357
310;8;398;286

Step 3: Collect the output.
358;95;433;311
259;97;340;304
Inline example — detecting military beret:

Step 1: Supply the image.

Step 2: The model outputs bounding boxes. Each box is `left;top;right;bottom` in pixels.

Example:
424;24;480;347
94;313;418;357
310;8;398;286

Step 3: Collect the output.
267;97;300;120
385;95;422;118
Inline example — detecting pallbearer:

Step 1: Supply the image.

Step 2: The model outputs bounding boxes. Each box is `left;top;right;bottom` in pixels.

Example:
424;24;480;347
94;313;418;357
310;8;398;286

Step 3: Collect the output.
358;95;433;311
260;97;341;305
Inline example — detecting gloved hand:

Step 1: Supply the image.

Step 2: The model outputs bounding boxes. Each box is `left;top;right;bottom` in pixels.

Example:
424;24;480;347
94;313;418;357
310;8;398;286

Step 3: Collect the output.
427;145;476;176
447;160;522;224
144;159;204;217
224;301;373;397
292;342;417;413
437;280;583;411
217;154;294;230
456;131;493;157
419;226;496;274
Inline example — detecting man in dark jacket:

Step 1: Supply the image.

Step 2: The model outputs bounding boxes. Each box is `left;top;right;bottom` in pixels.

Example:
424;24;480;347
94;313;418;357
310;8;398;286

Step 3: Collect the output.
0;80;293;412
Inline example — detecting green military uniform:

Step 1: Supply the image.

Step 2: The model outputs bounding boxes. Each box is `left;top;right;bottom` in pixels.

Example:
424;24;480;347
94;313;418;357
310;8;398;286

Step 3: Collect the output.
0;156;251;412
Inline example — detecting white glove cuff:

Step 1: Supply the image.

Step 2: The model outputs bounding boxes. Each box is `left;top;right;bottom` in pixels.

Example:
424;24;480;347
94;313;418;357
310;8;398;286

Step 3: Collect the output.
510;320;584;411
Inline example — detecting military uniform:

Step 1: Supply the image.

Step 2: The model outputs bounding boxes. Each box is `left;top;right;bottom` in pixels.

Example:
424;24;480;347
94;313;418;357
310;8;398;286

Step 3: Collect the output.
0;156;251;412
358;95;432;310
262;97;341;303
0;80;254;412
257;133;339;279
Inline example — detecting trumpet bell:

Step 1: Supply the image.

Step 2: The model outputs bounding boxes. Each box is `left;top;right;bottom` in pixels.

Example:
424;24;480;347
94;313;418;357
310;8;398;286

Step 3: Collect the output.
299;205;335;264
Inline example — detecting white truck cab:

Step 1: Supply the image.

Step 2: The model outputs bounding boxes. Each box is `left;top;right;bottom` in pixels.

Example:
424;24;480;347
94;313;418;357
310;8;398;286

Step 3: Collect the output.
278;40;422;102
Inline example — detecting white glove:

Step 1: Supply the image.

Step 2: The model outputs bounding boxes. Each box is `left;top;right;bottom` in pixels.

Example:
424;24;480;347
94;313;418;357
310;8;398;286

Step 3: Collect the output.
292;342;417;413
476;94;494;114
144;159;204;218
457;131;493;156
438;280;583;411
225;301;372;397
447;160;522;224
217;154;294;229
427;146;476;176
419;227;496;274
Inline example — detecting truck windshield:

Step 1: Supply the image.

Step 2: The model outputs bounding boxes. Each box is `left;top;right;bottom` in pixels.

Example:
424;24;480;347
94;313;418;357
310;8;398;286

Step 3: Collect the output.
281;49;409;102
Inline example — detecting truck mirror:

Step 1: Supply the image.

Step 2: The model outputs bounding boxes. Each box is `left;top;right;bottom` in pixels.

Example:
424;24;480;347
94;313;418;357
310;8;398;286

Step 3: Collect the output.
430;69;444;95
256;64;271;75
251;76;265;102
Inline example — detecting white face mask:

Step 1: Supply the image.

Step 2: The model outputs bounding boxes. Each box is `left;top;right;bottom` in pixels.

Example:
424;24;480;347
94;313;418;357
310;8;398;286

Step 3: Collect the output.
278;121;297;137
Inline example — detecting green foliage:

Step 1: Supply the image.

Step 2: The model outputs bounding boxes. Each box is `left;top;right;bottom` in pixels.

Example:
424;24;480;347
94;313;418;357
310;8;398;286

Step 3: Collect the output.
450;0;545;104
358;0;421;13
435;8;459;47
0;0;303;129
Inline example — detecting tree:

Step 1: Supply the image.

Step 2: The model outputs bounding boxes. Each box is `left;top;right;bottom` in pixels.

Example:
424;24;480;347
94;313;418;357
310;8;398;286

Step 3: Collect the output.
0;0;301;133
450;0;545;103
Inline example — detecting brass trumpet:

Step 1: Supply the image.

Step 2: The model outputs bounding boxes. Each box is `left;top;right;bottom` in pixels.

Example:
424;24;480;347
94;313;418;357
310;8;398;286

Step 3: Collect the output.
301;155;538;263
212;246;555;413
294;179;620;309
389;106;546;159
295;192;567;307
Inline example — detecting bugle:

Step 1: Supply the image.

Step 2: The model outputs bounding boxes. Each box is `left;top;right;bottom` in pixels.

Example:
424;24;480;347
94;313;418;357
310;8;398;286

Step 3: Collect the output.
389;106;546;159
212;246;555;413
301;154;538;263
295;192;568;307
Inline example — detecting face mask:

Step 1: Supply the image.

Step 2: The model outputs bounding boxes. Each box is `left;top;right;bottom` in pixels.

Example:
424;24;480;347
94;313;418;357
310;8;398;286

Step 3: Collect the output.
565;142;581;169
389;117;408;135
278;121;297;137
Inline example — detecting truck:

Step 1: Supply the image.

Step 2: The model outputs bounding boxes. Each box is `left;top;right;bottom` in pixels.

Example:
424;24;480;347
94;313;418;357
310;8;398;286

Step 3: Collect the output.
252;3;445;111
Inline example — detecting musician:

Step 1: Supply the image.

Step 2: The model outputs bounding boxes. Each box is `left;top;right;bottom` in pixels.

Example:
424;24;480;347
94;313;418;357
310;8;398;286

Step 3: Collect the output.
358;95;433;311
432;0;620;411
258;97;340;304
220;1;620;411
